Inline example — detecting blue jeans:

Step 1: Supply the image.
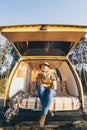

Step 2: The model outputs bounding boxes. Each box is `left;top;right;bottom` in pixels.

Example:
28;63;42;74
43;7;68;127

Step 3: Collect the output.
37;84;56;115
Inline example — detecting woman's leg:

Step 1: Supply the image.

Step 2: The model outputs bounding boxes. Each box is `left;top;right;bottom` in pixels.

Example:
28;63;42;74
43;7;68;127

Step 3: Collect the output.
42;89;56;115
37;86;56;127
37;85;46;105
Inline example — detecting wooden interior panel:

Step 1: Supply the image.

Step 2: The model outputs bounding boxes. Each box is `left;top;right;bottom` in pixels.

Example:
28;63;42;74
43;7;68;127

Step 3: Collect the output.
2;31;85;42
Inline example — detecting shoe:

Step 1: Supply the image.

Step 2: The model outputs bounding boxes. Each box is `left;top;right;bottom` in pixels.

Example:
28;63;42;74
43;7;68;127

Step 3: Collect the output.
48;110;54;116
39;114;46;127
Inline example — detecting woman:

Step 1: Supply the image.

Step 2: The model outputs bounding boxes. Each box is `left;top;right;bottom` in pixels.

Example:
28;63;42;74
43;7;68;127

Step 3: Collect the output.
36;62;57;127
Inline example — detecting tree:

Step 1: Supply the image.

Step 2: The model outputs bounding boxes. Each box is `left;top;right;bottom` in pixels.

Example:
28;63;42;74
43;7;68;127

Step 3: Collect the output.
10;45;19;72
0;40;19;78
0;40;9;78
69;38;87;91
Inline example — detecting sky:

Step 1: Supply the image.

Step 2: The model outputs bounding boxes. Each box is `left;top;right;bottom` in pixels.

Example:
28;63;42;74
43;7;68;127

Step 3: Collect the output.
0;0;87;72
0;0;87;26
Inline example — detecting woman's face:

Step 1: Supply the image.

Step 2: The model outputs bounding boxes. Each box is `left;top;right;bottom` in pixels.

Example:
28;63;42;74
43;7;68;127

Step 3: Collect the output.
41;65;49;72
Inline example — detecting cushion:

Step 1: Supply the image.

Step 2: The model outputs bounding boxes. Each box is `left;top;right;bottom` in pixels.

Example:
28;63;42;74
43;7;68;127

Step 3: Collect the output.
19;96;80;111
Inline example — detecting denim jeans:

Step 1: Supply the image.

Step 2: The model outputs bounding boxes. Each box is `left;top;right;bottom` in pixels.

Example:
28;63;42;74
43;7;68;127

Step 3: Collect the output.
37;84;56;115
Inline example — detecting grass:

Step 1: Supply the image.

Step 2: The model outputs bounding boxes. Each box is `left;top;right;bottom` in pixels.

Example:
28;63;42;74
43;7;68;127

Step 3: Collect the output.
1;121;87;130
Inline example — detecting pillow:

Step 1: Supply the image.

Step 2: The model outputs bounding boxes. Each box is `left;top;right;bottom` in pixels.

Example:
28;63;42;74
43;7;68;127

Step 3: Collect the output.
57;81;70;96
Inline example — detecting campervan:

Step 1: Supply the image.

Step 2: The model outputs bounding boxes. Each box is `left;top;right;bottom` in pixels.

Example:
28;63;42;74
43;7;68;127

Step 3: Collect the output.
0;24;86;123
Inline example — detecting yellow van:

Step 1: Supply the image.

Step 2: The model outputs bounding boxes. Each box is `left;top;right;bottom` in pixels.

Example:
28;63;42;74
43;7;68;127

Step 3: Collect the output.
0;24;87;123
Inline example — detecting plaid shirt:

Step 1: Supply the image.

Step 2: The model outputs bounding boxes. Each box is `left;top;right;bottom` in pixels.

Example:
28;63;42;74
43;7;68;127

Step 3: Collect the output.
36;70;57;90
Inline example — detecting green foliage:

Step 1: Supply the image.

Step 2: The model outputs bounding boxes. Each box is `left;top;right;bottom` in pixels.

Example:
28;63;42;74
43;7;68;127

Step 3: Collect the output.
10;47;19;72
0;78;7;93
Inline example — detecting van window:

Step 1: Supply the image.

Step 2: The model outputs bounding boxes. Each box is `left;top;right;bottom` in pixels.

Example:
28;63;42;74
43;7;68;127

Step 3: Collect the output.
14;41;73;56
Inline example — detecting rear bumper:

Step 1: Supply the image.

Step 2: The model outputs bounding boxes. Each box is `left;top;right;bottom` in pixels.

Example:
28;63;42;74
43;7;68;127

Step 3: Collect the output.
14;109;85;122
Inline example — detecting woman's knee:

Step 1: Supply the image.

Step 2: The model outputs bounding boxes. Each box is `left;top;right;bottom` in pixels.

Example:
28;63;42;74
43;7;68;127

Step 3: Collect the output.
37;85;45;93
47;89;56;97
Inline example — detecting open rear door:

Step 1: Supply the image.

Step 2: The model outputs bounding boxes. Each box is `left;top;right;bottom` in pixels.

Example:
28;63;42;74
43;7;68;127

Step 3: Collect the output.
0;24;87;58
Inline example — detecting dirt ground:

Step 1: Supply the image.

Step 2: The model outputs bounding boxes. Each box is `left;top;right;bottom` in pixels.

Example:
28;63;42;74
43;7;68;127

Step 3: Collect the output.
0;94;87;130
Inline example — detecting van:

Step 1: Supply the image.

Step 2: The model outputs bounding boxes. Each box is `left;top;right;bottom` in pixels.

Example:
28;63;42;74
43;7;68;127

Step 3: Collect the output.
0;24;87;123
